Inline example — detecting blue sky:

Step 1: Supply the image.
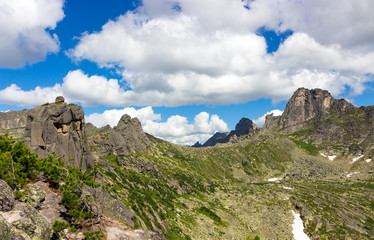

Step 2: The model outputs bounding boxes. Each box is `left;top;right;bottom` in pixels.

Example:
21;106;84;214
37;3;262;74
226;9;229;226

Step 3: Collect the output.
0;0;374;145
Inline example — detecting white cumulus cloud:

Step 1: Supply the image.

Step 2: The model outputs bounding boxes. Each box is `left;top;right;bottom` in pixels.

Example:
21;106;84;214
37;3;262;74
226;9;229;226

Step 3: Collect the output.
1;0;374;107
64;0;374;106
86;108;229;145
0;0;65;68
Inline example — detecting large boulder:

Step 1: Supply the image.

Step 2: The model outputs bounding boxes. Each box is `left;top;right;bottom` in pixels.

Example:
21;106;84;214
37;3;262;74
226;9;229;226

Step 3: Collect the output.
0;180;15;212
0;202;52;240
22;99;94;170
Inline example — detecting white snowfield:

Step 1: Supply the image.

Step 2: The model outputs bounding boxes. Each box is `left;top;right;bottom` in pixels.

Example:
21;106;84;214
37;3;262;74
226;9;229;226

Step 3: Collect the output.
283;186;293;190
351;155;364;164
320;153;327;157
328;155;336;161
346;172;360;178
267;178;282;182
366;159;372;163
292;210;311;240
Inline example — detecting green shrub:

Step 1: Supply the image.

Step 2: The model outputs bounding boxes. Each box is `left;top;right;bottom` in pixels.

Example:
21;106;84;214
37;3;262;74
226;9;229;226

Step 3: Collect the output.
52;219;69;233
83;230;105;240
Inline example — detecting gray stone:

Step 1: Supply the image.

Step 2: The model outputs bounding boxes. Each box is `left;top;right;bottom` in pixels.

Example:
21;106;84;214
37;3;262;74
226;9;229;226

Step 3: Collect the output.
55;96;65;103
23;102;94;170
0;180;15;212
1;202;52;240
0;213;12;240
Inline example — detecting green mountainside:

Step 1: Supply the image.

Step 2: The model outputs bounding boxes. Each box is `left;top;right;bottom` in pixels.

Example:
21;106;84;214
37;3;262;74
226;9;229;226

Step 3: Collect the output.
0;88;373;240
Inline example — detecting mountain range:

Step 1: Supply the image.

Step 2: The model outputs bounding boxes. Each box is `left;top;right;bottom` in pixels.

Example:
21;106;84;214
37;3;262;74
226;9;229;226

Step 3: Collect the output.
0;88;373;240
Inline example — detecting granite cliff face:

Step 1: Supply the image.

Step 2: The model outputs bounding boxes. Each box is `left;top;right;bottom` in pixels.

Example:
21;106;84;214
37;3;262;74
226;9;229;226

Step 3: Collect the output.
0;97;94;170
265;88;373;155
23;97;94;170
198;117;257;147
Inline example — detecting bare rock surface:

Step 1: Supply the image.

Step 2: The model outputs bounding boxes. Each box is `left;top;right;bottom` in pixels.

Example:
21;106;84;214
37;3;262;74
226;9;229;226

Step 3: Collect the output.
0;180;15;212
32;181;66;224
22;100;94;170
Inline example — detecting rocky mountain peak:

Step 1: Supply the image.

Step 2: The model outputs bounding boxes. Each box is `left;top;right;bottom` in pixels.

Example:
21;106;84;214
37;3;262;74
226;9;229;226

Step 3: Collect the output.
199;118;257;147
89;114;151;156
265;87;353;133
233;117;257;136
115;114;143;132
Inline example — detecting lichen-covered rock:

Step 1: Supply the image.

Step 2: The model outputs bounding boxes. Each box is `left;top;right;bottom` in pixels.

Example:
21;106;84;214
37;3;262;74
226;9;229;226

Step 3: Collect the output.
1;202;52;240
0;180;15;212
23;100;94;170
20;184;46;209
83;185;134;227
0;214;12;240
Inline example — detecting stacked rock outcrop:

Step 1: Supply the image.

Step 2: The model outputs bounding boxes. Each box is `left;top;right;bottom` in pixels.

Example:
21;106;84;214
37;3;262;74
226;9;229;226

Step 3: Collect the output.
23;96;93;170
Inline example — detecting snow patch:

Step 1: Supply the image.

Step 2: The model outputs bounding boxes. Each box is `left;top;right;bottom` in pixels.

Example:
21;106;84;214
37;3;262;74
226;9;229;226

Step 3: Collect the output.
292;210;310;240
283;186;293;190
268;178;282;182
366;159;372;163
351;155;364;164
346;172;360;178
328;155;337;161
320;153;327;157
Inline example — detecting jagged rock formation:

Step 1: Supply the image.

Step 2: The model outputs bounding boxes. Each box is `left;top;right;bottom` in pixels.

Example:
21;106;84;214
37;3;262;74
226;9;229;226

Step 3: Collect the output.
198;117;257;147
265;88;373;155
89;114;151;156
265;88;353;133
191;141;202;147
22;97;94;170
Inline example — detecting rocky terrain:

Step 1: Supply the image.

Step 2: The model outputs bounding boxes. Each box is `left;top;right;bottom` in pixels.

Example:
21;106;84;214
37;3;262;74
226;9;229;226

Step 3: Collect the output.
265;88;374;157
0;88;373;240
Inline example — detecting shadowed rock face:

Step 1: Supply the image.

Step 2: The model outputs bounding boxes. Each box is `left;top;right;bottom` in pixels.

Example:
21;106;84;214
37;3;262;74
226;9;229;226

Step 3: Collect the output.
199;118;257;147
22;98;94;170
